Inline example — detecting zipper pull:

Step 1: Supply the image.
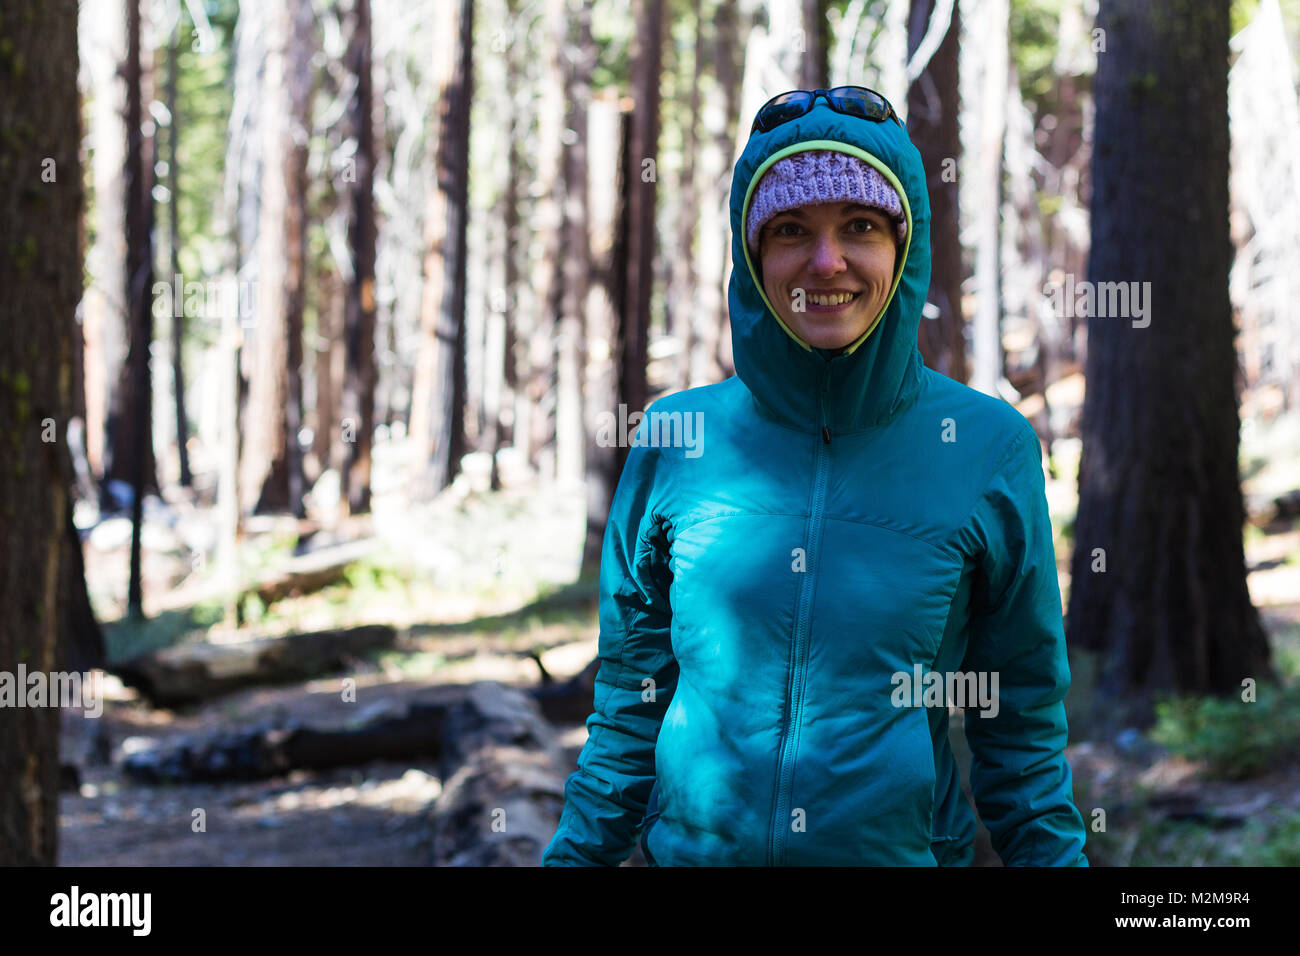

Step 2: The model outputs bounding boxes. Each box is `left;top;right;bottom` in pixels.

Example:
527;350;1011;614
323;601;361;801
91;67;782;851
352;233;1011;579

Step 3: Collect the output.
820;364;832;445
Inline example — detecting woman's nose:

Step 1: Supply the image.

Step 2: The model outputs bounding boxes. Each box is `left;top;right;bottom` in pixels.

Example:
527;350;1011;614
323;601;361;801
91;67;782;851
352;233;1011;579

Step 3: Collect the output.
808;232;846;274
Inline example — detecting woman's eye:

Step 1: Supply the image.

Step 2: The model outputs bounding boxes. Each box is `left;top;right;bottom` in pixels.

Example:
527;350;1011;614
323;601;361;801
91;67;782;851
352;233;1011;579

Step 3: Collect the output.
773;222;800;236
849;218;877;234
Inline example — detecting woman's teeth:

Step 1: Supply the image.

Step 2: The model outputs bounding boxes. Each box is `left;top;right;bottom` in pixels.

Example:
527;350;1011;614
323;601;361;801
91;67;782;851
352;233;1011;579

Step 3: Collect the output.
809;292;858;306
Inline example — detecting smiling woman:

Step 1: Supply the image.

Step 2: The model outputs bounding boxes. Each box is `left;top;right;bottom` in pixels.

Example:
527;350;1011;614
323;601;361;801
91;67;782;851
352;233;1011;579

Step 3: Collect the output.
543;92;1089;869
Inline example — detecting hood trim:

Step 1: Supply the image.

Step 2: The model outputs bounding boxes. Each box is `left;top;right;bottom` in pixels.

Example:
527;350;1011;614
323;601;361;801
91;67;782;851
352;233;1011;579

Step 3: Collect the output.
740;139;914;358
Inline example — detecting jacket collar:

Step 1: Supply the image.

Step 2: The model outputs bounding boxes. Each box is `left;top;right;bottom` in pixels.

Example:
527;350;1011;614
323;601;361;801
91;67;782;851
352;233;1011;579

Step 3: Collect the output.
728;103;930;434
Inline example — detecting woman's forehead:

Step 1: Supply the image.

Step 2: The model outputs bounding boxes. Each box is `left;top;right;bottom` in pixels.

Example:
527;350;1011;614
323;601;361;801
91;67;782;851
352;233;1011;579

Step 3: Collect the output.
774;201;888;218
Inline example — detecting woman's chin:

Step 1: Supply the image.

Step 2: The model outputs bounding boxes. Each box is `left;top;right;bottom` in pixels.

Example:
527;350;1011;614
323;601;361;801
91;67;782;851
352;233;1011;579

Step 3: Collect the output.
796;323;868;351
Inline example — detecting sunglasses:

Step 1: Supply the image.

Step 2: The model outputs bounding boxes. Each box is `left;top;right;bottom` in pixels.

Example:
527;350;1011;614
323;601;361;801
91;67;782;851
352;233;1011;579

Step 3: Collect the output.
750;86;902;135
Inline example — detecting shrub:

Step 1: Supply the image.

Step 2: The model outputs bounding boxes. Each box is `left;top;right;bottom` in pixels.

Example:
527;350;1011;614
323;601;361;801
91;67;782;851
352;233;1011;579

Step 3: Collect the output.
1151;682;1300;780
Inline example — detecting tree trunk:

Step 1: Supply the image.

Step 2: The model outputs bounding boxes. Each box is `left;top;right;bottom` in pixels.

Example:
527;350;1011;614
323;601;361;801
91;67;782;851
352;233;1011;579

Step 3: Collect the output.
708;0;742;379
340;0;379;513
82;0;128;484
799;0;829;89
0;0;81;866
556;0;592;489
1067;0;1275;731
499;0;523;478
523;0;567;482
618;0;665;473
969;0;1006;396
579;72;622;578
673;0;704;394
313;268;344;485
167;25;192;488
124;0;156;616
906;0;967;384
408;0;472;502
285;0;311;518
240;0;310;517
214;1;264;628
62;496;106;675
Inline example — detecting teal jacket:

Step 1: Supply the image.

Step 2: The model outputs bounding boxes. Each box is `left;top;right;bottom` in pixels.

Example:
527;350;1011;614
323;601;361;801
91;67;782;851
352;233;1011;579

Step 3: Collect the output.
542;101;1089;866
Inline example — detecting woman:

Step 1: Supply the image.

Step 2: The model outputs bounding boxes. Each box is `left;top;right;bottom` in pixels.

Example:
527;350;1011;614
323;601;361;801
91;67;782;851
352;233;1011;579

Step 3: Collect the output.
542;87;1089;866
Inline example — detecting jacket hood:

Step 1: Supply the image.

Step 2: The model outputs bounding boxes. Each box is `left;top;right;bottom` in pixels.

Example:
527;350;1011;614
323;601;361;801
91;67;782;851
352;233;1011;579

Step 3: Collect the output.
728;101;931;435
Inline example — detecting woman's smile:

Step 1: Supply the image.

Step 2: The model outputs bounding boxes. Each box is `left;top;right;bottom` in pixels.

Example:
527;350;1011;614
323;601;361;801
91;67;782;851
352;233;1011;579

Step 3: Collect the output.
805;290;862;310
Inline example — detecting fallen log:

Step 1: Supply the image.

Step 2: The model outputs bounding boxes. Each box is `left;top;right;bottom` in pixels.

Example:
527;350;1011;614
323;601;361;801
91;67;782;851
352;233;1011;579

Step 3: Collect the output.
429;681;571;866
113;624;397;708
529;654;601;725
122;699;451;784
114;678;595;866
250;538;380;605
147;536;379;617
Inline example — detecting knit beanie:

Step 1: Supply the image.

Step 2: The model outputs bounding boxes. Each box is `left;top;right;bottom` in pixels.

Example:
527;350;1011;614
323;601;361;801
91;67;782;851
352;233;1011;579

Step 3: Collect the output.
746;149;907;254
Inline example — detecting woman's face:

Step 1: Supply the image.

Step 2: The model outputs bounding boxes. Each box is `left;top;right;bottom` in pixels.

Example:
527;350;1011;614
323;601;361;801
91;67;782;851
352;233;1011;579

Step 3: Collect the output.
758;201;898;351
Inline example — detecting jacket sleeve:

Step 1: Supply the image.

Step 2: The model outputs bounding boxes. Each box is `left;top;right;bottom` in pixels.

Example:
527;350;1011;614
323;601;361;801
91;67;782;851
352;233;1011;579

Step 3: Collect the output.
959;423;1089;867
542;432;678;866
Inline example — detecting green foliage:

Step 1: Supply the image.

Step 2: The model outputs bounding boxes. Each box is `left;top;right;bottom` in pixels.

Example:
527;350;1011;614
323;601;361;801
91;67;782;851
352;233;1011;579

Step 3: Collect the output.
1233;0;1300;38
241;590;267;625
247;528;299;575
1242;522;1266;550
373;648;447;681
1271;618;1300;682
1010;0;1066;105
343;555;409;596
1087;805;1300;866
170;0;238;289
1250;814;1300;865
1151;683;1300;780
1057;514;1075;543
103;601;226;664
589;2;634;92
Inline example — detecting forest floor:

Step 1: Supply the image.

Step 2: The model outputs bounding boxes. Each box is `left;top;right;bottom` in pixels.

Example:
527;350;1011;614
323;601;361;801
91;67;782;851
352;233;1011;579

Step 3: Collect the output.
61;413;1300;866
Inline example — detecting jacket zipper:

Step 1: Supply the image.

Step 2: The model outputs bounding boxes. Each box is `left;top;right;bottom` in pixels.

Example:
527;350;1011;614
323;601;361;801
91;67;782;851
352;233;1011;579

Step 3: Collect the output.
768;365;832;865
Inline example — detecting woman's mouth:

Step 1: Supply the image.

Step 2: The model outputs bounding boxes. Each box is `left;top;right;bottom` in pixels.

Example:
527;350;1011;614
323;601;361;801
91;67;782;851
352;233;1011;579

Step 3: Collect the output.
806;291;861;312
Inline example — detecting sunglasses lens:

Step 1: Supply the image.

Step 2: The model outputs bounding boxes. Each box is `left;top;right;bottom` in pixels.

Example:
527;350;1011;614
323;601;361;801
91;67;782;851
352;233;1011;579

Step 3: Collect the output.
756;91;812;131
829;86;890;121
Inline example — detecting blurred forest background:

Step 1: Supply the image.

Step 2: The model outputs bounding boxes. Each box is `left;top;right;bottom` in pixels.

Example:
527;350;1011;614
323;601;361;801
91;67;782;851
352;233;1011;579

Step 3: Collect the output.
2;0;1300;867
